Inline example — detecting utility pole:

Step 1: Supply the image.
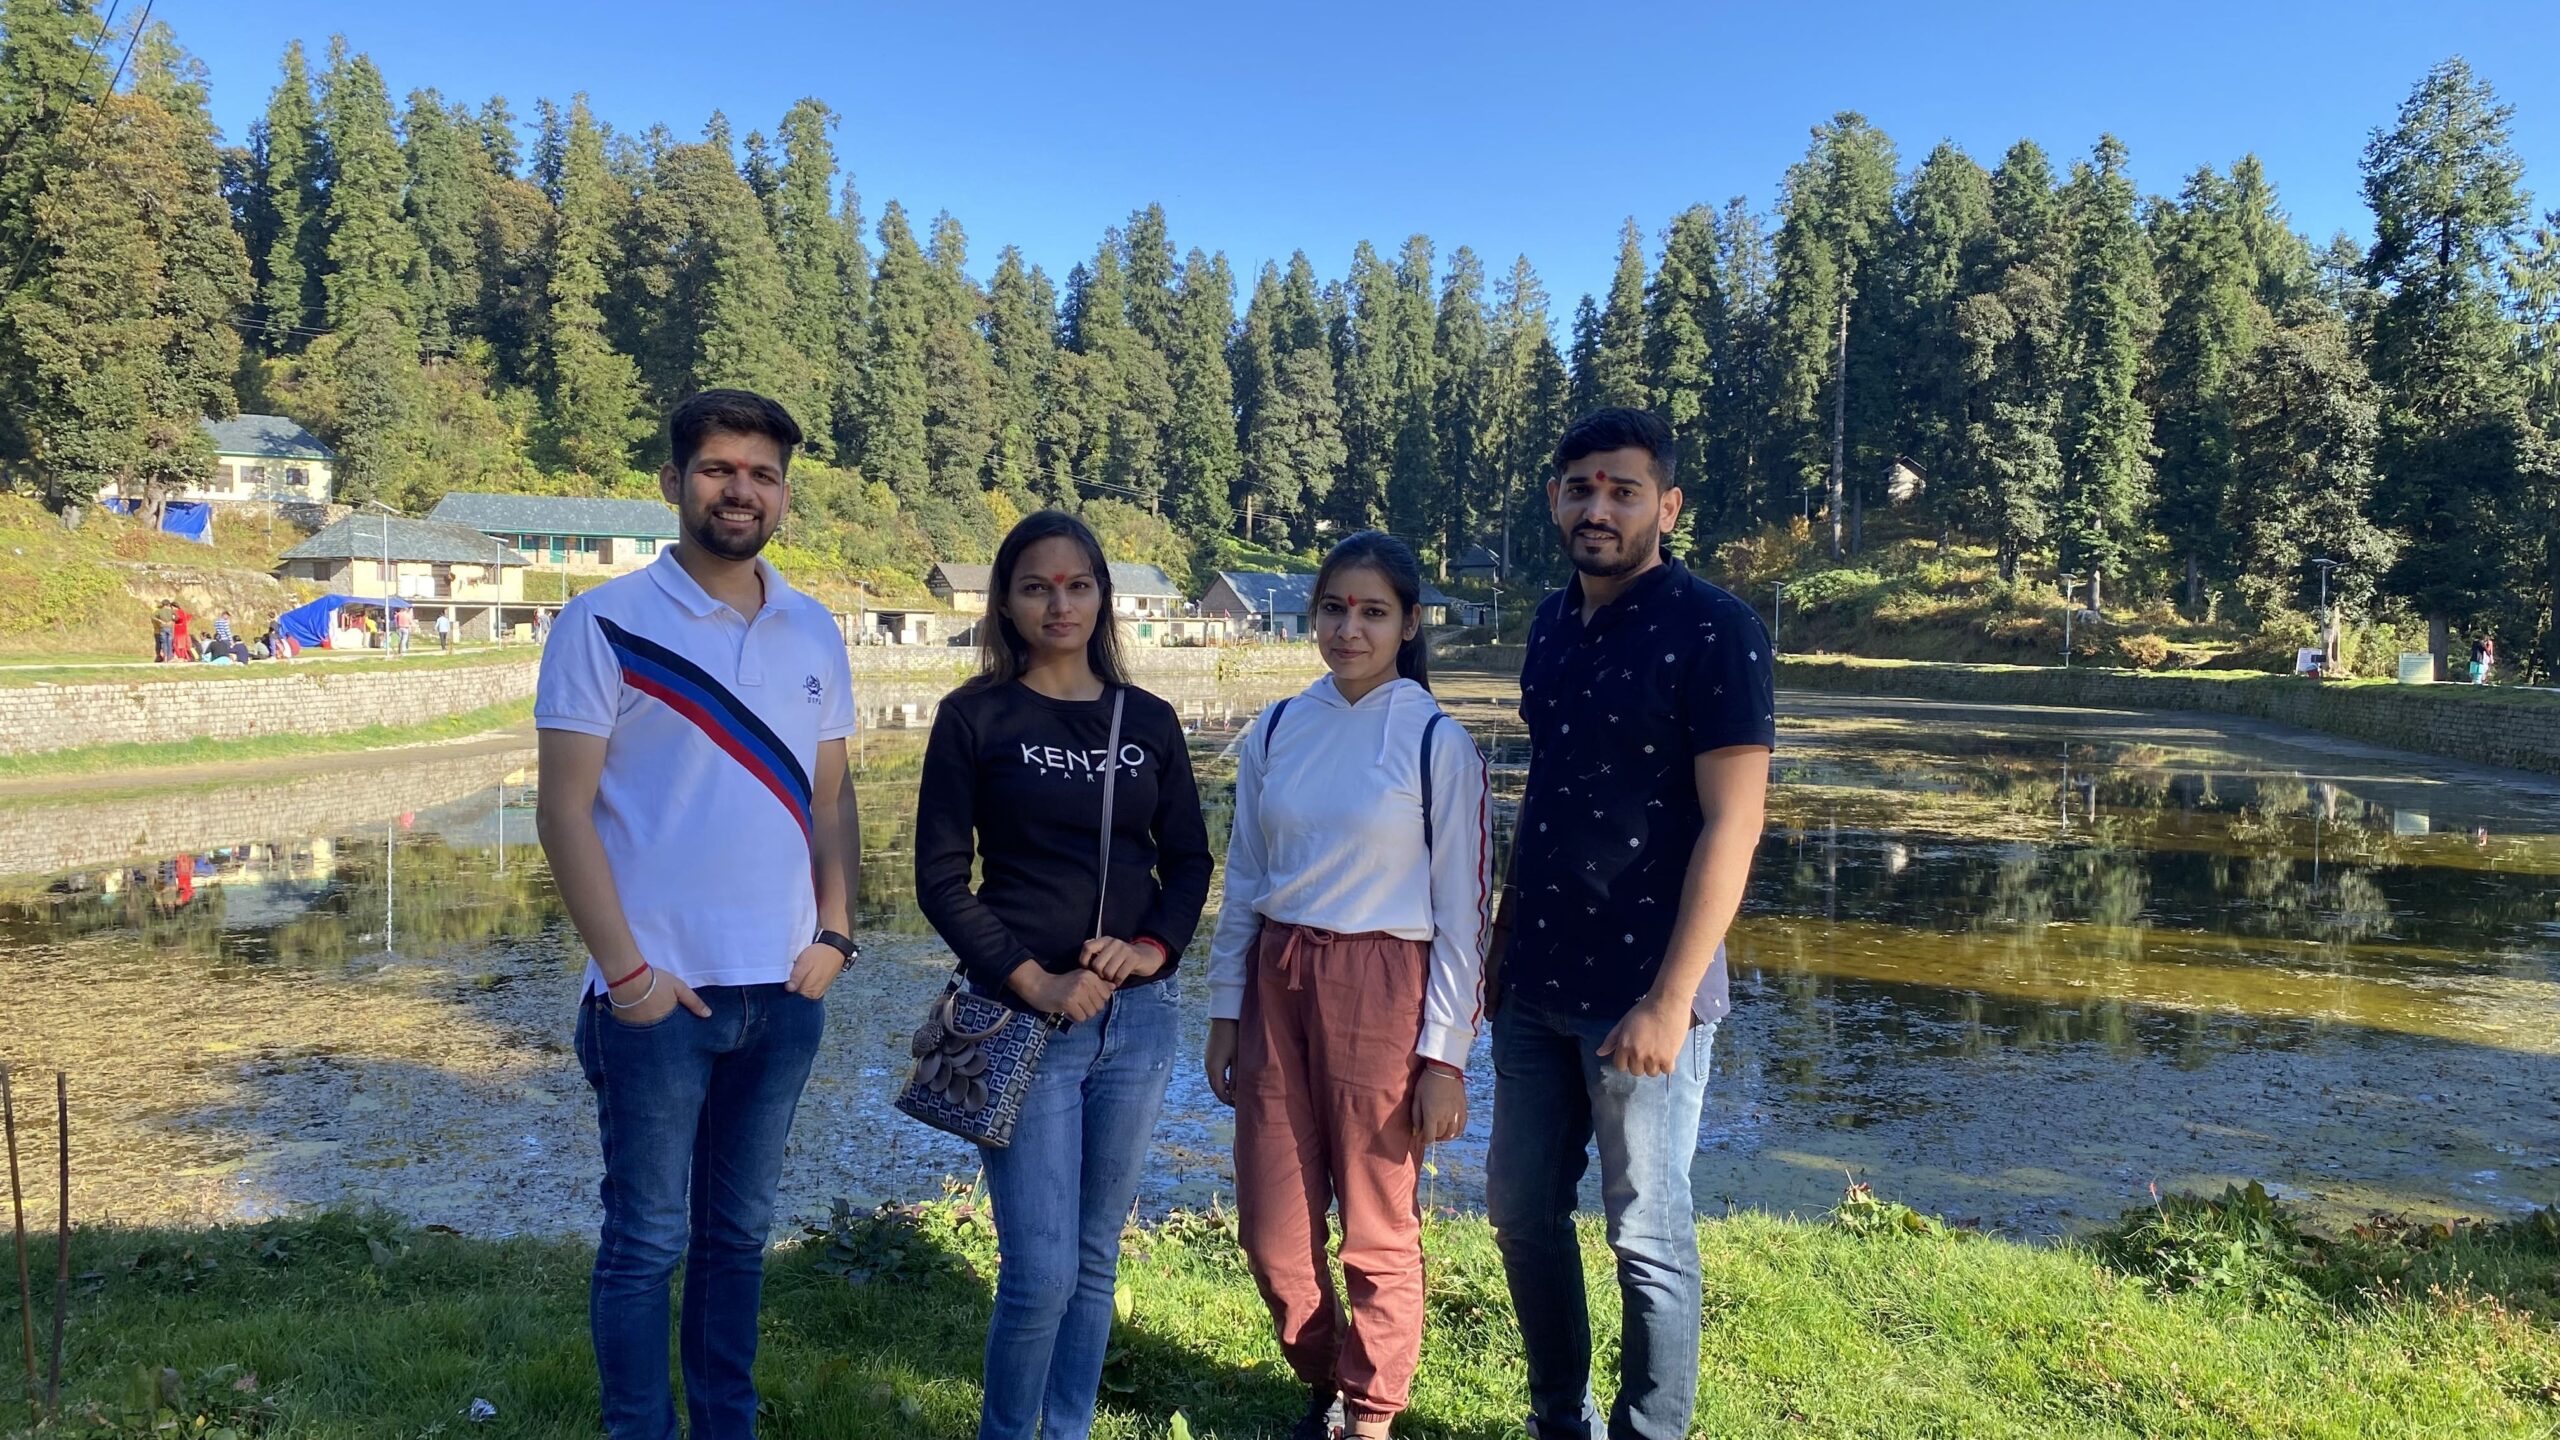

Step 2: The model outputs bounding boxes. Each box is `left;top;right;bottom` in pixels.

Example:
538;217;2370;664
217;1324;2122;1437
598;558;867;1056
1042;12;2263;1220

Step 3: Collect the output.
1771;581;1785;655
2310;557;2340;663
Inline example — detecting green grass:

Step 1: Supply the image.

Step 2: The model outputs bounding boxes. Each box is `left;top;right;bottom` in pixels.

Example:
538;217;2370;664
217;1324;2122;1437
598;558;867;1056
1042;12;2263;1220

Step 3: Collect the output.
8;1188;2557;1438
0;646;529;688
0;697;533;784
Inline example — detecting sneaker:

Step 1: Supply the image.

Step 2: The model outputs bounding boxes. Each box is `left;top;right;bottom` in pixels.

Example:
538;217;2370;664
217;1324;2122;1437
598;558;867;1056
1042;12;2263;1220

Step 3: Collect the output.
1288;1388;1345;1440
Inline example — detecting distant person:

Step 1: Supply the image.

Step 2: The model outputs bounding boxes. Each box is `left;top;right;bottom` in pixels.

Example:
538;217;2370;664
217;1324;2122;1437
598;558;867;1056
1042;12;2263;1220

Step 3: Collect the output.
214;611;233;648
1487;408;1773;1440
436;608;454;653
1204;531;1491;1440
153;598;176;663
535;389;860;1440
172;605;192;661
912;509;1213;1440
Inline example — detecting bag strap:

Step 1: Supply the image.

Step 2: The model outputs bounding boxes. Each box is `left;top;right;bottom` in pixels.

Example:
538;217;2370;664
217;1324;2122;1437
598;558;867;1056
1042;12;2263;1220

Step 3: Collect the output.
1261;697;1292;760
1420;709;1445;854
1093;687;1127;940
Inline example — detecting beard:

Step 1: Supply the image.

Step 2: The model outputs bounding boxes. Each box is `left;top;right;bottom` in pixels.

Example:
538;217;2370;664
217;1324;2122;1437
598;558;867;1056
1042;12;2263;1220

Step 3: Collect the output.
1567;518;1661;579
686;503;774;561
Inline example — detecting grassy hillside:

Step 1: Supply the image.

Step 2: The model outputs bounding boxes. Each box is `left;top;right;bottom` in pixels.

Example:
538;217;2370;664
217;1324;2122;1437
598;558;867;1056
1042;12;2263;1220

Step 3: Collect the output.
0;495;314;659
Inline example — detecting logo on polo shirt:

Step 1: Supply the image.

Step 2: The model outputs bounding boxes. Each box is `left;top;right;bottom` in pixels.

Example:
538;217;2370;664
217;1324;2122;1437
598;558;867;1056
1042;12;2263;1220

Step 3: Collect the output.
803;674;822;703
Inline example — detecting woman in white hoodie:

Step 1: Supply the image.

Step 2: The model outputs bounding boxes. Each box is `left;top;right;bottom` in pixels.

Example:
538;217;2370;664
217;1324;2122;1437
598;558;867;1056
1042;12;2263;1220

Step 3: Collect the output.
1205;531;1493;1440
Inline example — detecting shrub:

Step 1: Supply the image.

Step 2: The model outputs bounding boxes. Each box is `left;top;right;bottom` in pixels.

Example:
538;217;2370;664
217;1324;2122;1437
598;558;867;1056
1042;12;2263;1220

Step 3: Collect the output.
1786;568;1887;610
2094;1181;2319;1312
1712;516;1811;592
2114;633;2172;670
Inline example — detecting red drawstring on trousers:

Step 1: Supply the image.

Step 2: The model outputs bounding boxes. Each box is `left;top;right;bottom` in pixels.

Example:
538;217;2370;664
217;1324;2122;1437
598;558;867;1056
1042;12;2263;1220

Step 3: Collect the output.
1274;925;1338;991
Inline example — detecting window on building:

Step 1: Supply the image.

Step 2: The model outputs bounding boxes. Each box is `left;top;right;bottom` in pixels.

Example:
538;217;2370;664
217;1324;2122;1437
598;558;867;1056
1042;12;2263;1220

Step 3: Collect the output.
286;467;308;490
636;538;658;555
374;560;394;582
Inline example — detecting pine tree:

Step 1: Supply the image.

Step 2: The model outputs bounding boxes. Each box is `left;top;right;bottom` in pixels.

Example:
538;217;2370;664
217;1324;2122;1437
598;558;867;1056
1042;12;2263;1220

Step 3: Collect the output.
1593;218;1649;408
1708;198;1778;524
772;99;844;454
1434;245;1494;562
1121;203;1179;353
1956;140;2068;580
2222;304;2395;618
1334;240;1400;531
694;141;797;406
1881;143;1991;542
1165;248;1240;536
2362;57;2533;662
829;176;871;461
921;211;998;503
984;245;1054;509
1482;256;1559;579
0;0;110;467
1566;294;1603;419
1644;206;1719;528
856;200;933;497
2149;163;2268;612
540;95;647;478
316;39;420;334
2054;135;2160;610
1386;235;1441;547
1236;253;1342;543
1769;112;1898;555
400;89;489;357
248;41;320;351
9;26;247;505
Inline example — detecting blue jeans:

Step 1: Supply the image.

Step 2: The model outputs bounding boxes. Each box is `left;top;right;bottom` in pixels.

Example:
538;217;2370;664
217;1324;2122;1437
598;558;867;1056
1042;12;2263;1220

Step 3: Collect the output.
574;983;825;1440
1486;996;1717;1440
976;979;1180;1440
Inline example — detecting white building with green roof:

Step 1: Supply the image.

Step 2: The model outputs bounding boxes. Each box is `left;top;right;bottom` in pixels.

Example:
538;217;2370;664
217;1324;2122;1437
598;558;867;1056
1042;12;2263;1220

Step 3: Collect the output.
426;492;680;575
98;414;339;505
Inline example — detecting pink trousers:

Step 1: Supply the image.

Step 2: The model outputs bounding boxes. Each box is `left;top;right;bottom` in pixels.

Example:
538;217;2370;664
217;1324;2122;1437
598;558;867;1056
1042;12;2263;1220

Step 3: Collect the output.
1234;920;1429;1424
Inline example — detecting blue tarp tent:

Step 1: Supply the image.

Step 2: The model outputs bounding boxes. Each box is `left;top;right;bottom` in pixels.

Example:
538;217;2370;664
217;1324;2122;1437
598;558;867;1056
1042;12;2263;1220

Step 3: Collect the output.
100;497;213;543
275;594;410;648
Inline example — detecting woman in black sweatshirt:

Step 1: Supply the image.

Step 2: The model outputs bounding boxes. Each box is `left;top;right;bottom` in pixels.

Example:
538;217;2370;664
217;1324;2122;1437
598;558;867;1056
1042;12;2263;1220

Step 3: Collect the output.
913;510;1212;1440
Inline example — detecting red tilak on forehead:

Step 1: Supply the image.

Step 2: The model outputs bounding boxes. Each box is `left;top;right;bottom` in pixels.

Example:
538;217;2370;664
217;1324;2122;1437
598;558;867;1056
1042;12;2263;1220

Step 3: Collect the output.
1593;469;1610;484
1048;573;1074;585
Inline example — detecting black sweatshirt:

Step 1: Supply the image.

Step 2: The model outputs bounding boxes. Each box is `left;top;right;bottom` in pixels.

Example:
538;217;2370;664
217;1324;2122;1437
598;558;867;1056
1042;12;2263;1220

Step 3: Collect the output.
914;680;1214;1008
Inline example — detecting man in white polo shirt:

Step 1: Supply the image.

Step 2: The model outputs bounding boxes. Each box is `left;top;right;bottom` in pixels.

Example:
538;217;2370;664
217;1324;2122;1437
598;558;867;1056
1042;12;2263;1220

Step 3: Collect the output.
535;389;860;1440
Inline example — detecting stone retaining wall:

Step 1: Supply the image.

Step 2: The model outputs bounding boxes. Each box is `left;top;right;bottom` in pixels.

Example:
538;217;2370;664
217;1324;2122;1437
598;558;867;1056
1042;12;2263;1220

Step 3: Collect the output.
2;643;1327;758
0;660;542;758
1434;648;2560;777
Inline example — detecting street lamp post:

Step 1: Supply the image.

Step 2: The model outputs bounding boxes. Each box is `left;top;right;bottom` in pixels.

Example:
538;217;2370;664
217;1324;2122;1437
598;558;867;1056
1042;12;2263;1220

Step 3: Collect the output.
1770;581;1785;655
359;500;403;653
2060;573;2084;668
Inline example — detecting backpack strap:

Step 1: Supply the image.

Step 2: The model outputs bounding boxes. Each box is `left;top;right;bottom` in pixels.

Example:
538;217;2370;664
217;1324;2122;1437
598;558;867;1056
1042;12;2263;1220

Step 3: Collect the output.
1261;698;1292;761
1420;709;1446;853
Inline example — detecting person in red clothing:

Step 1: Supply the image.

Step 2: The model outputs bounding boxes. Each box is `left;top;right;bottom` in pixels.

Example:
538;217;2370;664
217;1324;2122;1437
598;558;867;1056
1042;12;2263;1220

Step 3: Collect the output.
172;605;194;661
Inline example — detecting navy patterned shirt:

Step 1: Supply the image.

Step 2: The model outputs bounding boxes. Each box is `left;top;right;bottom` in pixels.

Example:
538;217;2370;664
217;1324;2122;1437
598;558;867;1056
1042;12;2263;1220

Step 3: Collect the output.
1507;557;1775;1025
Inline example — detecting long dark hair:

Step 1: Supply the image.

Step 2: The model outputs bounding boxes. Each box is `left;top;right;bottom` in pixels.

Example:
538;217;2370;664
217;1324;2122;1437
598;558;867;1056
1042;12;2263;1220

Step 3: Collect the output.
1312;531;1431;691
967;510;1131;691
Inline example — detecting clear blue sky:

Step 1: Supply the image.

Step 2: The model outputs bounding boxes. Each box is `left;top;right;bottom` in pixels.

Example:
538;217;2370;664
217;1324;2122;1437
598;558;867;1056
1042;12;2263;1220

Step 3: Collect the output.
178;0;2560;319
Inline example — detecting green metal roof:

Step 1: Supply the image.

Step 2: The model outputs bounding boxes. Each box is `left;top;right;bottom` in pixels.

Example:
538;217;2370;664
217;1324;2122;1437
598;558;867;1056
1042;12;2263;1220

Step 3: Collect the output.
427;492;680;540
202;413;336;462
278;515;532;567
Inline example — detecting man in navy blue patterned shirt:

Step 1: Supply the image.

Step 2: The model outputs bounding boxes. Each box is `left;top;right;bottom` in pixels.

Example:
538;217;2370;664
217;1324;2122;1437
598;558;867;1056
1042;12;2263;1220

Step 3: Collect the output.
1486;407;1773;1440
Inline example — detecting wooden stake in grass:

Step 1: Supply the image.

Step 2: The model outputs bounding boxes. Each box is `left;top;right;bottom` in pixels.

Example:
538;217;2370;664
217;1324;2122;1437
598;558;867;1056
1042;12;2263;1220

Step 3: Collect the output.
43;1073;65;1416
2;1067;33;1417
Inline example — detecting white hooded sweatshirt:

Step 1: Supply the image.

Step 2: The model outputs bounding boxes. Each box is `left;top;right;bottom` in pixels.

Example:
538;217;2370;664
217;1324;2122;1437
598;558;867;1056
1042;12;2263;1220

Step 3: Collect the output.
1207;674;1493;1069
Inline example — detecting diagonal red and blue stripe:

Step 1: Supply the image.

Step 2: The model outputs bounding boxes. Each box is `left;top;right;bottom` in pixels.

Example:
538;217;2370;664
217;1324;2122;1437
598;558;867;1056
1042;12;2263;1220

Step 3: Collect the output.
597;616;813;845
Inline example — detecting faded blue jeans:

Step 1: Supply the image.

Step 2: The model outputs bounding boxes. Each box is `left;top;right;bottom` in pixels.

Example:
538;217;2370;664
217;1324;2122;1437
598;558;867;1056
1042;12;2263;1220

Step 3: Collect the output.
976;979;1180;1440
574;983;825;1440
1486;995;1717;1440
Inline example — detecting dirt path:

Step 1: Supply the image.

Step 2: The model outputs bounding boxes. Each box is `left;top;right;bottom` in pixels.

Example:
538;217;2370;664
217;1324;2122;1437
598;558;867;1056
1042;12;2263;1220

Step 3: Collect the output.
0;722;536;802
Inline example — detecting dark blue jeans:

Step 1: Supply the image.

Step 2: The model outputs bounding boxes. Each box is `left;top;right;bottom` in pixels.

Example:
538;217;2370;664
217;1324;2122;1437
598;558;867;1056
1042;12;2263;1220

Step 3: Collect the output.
1486;996;1717;1440
574;983;824;1440
975;979;1180;1440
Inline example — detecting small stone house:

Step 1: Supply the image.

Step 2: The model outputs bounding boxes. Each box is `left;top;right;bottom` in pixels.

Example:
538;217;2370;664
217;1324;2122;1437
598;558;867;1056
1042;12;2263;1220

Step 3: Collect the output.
1201;570;1460;636
96;414;339;506
276;515;531;602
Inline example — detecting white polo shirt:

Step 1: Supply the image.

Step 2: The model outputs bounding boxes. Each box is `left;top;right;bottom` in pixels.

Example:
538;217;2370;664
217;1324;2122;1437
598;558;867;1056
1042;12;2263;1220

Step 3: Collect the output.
535;548;856;992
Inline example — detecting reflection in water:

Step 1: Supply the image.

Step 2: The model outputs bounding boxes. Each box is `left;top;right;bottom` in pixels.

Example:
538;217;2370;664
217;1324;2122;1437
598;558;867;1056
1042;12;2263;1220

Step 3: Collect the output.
2;680;2557;1238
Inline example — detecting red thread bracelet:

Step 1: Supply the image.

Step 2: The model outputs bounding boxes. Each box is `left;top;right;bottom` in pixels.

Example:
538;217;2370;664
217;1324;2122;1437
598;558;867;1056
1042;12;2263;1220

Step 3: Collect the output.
605;961;650;990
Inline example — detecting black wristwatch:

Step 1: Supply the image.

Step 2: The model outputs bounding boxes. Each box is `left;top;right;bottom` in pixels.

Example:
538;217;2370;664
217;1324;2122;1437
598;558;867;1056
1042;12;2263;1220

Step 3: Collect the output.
814;928;860;964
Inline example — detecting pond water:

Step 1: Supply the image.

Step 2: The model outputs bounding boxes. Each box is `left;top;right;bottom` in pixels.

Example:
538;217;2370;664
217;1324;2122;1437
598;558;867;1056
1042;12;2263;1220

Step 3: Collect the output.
2;673;2557;1240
